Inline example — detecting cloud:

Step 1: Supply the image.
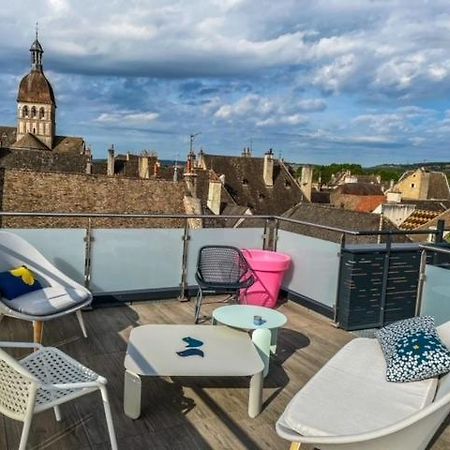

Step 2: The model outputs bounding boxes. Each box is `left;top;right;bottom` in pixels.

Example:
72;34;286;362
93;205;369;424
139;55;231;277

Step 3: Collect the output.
1;0;450;164
94;111;159;126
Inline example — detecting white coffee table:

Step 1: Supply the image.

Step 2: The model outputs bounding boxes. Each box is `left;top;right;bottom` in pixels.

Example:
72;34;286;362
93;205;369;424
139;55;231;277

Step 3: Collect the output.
123;324;264;419
212;304;287;376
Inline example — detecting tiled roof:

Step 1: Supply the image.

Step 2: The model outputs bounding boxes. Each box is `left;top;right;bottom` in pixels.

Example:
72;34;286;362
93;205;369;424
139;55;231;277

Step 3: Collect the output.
18;70;56;105
53;136;85;153
12;133;50;151
280;203;410;244
199;153;305;215
400;199;450;212
334;182;383;195
399;209;441;230
0;126;17;147
428;172;450;199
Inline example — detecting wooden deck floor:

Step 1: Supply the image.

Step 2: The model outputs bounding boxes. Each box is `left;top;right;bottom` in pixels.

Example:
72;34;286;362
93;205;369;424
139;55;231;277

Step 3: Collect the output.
0;298;449;449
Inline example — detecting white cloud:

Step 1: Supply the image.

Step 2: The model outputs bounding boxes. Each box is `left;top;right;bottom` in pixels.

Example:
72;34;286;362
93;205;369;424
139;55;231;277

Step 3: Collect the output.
95;111;159;125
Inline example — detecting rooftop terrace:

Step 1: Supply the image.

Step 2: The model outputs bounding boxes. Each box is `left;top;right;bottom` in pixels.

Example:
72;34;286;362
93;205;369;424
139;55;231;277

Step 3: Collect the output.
0;299;449;449
1;212;450;448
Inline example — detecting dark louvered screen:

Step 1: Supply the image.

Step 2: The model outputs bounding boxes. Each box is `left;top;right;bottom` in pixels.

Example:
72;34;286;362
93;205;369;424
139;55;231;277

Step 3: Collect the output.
337;245;434;331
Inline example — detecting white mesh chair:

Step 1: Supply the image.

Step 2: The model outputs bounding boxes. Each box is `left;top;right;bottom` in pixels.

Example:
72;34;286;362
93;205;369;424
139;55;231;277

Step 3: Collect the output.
0;341;117;450
0;231;92;343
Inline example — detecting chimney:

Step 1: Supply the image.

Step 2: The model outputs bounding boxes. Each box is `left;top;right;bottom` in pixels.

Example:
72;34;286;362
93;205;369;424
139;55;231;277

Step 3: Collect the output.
85;152;92;175
207;172;222;215
173;165;179;182
107;145;115;176
138;155;150;179
184;172;198;197
198;149;206;169
300;165;313;201
153;161;160;177
263;149;274;187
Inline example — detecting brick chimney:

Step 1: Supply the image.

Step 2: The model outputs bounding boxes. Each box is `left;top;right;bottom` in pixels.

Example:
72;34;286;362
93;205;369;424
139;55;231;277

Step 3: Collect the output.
300;165;313;201
107;145;115;176
263;149;274;187
207;171;222;215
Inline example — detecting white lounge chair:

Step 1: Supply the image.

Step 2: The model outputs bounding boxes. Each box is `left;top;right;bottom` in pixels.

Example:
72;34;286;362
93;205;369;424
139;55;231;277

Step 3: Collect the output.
0;231;92;343
276;321;450;450
0;341;117;450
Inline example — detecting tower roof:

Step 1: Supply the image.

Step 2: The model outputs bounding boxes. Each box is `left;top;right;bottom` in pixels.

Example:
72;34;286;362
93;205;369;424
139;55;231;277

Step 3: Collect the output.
30;39;43;53
17;70;56;105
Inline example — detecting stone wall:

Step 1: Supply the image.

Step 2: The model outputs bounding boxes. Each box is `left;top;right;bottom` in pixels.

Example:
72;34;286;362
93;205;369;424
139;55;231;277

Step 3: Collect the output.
0;169;186;228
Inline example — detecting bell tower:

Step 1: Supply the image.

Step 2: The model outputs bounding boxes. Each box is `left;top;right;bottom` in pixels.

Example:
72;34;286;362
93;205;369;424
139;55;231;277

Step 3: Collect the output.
16;26;56;149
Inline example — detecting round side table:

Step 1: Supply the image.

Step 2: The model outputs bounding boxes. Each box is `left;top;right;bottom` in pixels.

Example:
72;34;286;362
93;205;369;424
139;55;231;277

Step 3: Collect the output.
212;304;287;376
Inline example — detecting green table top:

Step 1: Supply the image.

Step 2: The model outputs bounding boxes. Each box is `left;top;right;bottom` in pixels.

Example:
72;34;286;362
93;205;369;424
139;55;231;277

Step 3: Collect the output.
213;304;287;330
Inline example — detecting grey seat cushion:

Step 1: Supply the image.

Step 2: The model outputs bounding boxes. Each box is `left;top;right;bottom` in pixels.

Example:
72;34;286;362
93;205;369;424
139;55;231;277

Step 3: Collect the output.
278;337;438;437
6;286;90;316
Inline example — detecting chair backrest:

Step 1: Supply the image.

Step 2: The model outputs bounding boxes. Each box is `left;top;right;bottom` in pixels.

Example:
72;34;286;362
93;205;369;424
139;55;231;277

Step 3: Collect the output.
0;348;39;421
0;231;82;290
197;245;252;284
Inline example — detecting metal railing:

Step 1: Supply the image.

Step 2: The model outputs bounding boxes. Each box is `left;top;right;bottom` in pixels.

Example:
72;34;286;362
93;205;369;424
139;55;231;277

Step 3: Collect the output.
0;211;447;326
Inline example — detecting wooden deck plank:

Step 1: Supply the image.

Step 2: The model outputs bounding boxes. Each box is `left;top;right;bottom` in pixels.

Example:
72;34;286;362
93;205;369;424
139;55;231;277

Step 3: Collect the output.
0;299;448;449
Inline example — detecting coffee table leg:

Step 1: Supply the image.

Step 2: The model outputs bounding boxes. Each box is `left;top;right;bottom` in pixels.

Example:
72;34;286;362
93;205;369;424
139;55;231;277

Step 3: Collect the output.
270;327;279;354
248;369;263;418
252;328;271;378
124;370;142;419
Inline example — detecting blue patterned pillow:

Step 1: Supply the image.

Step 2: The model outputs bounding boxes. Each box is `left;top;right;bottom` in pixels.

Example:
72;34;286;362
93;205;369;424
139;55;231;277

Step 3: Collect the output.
376;316;450;382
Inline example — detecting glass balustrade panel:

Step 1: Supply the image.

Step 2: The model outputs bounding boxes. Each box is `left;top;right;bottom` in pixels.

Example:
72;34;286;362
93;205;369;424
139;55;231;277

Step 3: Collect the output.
420;264;450;325
187;228;264;285
5;228;86;284
89;229;184;293
277;230;340;308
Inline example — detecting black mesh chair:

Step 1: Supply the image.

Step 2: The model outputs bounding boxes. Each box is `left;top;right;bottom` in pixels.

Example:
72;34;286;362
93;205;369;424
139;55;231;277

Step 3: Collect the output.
194;245;255;323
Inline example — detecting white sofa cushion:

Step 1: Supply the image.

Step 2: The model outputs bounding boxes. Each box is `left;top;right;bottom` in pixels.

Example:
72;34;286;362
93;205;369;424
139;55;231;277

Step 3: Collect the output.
280;337;438;437
6;286;90;316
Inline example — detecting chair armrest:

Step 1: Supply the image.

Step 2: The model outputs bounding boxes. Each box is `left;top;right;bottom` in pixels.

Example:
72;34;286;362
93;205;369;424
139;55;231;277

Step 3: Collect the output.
40;381;101;390
0;341;43;350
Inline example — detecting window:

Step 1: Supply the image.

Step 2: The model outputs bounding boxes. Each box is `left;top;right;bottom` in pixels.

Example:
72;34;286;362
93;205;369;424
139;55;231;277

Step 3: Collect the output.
411;183;415;188
242;178;249;186
31;106;37;118
258;193;265;202
22;106;29;118
39;107;45;119
285;180;291;189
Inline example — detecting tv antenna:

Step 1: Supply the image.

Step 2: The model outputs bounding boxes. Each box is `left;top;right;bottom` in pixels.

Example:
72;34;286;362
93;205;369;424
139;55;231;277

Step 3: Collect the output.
189;132;201;153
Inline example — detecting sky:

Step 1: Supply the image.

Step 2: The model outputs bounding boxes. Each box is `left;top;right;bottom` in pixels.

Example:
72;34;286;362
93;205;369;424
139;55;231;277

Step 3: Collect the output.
1;0;450;166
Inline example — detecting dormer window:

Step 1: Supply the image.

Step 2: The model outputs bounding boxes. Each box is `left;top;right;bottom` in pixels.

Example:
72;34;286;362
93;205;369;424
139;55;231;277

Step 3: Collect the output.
242;178;249;186
258;193;265;202
285;180;291;189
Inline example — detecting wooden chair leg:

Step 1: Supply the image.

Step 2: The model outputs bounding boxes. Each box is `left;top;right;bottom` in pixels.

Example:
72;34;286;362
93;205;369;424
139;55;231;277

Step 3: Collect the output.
33;320;44;344
290;443;314;450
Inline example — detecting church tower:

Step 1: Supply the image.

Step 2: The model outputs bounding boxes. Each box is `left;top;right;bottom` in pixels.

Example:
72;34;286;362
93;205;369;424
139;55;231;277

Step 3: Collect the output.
16;29;56;149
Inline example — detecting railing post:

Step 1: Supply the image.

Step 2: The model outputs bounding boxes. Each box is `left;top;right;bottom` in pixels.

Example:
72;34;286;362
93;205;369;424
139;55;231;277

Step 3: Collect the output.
333;233;346;326
415;249;427;316
178;219;190;302
263;218;278;251
83;218;93;291
436;219;445;243
379;234;392;327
